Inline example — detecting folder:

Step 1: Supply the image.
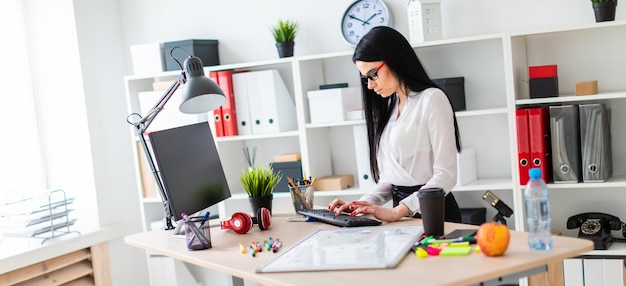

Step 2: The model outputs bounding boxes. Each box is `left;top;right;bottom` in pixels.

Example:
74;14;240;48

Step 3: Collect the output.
515;109;531;185
236;70;297;135
528;107;552;183
232;72;252;136
579;103;612;182
209;71;224;137
562;259;584;286
217;70;238;136
549;105;581;183
353;125;376;190
583;259;604;285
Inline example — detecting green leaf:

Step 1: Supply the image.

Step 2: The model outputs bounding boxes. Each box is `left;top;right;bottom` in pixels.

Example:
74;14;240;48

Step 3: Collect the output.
239;165;283;197
271;19;300;42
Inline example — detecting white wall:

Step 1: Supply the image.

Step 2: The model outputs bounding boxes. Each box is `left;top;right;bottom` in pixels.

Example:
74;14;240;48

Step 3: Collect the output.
118;0;624;69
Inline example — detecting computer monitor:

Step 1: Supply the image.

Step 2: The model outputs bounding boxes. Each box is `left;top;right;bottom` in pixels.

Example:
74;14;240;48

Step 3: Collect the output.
148;121;231;221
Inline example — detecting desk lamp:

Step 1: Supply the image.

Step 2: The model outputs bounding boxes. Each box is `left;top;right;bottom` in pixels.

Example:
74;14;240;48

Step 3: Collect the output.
127;48;225;230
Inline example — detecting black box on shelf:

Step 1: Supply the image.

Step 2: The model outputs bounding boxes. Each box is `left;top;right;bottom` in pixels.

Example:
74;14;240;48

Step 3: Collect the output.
270;161;303;193
529;77;559;98
433;77;466;111
162;39;219;71
460;207;486;225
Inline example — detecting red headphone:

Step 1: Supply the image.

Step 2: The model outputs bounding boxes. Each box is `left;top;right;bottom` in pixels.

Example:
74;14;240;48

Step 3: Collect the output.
220;207;272;234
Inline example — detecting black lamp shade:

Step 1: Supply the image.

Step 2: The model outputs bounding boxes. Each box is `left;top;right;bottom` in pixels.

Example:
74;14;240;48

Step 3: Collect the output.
179;56;225;114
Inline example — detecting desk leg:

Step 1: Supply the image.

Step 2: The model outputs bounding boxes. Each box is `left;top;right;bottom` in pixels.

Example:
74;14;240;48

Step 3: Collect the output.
227;275;244;286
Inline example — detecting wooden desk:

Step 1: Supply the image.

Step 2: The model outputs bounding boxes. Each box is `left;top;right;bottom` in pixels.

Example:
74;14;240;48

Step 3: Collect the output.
125;214;593;286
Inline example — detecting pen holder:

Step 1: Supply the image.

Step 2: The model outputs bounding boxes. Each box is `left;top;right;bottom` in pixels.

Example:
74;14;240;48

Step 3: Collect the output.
184;216;212;250
289;184;314;212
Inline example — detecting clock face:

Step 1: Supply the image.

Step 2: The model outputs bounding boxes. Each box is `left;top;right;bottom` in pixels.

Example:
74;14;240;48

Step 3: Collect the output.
341;0;391;47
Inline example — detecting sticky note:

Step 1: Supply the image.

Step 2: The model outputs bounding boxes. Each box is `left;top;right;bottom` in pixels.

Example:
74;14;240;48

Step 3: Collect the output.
439;247;471;256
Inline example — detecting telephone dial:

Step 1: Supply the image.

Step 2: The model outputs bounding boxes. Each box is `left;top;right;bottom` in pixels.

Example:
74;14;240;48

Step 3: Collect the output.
566;212;626;250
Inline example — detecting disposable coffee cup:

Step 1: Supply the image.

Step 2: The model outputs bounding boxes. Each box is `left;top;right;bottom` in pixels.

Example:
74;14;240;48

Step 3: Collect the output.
418;188;446;237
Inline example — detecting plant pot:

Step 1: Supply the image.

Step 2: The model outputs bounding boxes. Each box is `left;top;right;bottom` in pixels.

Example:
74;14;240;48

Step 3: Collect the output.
593;2;617;22
249;194;273;214
276;41;295;58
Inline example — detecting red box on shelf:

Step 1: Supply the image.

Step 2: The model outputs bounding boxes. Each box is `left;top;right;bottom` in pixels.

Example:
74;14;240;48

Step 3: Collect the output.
529;65;558;79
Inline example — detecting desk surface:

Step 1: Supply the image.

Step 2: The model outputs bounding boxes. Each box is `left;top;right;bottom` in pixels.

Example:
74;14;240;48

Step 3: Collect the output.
125;214;593;286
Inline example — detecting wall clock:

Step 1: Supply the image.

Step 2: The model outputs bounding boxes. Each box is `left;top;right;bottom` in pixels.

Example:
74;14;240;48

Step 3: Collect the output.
341;0;392;47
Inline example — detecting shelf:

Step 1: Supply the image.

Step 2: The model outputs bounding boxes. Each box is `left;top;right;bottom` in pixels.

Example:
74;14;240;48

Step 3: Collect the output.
305;120;365;129
545;175;626;189
585;242;626;256
215;130;300;142
453;177;513;192
516;91;626;106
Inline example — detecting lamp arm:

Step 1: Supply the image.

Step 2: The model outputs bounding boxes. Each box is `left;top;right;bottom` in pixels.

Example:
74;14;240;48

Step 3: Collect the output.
130;73;186;230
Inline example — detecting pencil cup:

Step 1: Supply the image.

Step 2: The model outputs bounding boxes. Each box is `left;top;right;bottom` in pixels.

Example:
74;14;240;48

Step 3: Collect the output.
289;184;314;212
418;188;446;237
185;216;212;250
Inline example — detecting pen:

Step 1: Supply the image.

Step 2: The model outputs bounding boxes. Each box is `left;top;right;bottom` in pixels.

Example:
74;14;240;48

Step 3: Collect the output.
272;240;283;253
422;236;475;245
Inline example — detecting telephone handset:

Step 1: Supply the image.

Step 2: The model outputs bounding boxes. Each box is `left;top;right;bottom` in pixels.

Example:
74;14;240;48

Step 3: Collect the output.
566;212;626;250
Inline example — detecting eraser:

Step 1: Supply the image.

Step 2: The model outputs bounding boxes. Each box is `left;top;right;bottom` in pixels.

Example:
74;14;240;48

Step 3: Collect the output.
439;247;471;256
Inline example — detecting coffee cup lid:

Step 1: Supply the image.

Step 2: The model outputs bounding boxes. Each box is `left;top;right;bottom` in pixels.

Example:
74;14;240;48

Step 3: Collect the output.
417;187;445;198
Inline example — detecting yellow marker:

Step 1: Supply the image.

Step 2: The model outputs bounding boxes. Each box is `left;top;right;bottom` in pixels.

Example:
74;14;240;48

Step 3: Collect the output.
449;241;470;247
239;242;246;254
415;247;428;258
475;245;482;253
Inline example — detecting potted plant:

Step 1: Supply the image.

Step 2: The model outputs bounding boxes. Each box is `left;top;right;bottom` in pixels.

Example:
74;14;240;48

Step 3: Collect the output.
271;19;300;58
591;0;617;22
239;165;282;213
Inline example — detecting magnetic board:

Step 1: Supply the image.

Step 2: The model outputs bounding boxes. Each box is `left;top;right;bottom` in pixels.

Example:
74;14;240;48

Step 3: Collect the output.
256;225;423;273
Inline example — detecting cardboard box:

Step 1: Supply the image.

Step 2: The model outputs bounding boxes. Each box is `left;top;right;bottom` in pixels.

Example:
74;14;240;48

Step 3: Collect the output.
274;152;301;163
432;77;466;111
575;80;598;96
162;39;219;71
456;148;477;186
307;87;362;123
315;175;354;191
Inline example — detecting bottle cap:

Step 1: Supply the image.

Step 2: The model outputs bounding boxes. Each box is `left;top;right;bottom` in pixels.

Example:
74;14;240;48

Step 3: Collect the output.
529;168;541;179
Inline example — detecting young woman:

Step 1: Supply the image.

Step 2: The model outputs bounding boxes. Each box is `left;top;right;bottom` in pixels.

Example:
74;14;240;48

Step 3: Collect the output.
328;26;463;223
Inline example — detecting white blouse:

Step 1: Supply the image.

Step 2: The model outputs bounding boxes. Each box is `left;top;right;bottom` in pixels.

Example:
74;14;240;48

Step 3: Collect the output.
359;88;458;215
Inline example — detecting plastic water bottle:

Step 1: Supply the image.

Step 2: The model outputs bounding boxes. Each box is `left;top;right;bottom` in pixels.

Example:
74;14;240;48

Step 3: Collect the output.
524;168;553;251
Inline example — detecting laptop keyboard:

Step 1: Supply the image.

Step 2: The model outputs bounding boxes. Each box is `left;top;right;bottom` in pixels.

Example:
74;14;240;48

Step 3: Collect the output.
297;209;382;227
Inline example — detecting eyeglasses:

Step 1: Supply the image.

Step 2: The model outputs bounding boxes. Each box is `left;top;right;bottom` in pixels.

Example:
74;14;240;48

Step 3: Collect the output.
360;62;385;82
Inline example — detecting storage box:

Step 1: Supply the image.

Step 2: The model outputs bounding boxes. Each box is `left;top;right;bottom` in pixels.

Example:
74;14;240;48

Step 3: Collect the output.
575;80;598;96
432;77;466;111
529;65;558;79
130;43;164;75
274;152;301;163
307;87;362;123
315;175;354;191
270;161;302;193
162;39;219;71
456;148;477;186
460;208;486;225
530;77;559;98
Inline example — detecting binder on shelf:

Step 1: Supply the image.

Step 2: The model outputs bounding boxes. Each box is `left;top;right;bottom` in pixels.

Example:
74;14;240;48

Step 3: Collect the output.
232;72;252;136
528;107;552;183
209;71;224;137
353;125;376;190
234;70;297;135
549;105;581;183
562;259;584;286
579;103;612;182
515;109;531;185
217;70;238;136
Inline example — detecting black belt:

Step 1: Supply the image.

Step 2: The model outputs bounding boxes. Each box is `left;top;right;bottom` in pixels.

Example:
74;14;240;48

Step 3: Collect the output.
391;184;423;208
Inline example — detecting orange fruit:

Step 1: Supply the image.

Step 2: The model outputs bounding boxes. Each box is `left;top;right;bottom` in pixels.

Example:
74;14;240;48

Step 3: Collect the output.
475;222;510;256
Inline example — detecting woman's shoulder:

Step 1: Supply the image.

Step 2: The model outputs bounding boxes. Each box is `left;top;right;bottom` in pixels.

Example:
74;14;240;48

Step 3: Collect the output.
411;87;446;101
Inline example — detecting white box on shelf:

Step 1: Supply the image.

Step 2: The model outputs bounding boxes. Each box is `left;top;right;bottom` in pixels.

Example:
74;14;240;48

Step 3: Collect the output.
308;87;361;123
130;43;164;75
456;147;477;186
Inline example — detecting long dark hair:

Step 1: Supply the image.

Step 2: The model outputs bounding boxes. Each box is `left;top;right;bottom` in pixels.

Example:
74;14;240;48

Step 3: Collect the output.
352;26;462;183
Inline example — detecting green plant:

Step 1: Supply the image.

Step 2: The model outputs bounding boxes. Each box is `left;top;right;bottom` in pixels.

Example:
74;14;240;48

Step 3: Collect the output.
239;165;282;197
271;19;300;43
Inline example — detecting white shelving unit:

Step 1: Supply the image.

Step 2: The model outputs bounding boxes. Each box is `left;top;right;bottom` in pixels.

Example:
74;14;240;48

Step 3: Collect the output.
124;20;626;258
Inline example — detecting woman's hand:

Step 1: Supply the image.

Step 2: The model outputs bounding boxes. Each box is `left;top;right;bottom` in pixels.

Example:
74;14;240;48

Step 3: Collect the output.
330;200;409;222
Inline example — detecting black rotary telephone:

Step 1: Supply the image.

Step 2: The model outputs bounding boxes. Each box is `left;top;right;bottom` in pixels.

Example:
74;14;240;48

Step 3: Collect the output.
566;212;626;250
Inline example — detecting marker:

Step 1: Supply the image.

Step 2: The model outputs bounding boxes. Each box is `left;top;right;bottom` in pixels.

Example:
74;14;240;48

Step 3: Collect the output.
422;236;475;246
272;241;283;253
239;242;246;254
